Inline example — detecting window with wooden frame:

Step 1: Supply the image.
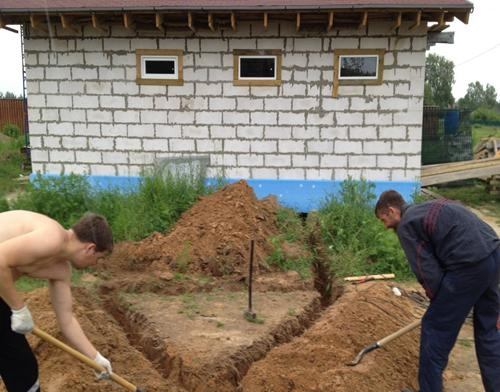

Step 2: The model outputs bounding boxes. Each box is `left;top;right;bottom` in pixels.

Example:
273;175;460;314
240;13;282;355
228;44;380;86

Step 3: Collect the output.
233;49;282;86
136;49;183;86
332;49;385;96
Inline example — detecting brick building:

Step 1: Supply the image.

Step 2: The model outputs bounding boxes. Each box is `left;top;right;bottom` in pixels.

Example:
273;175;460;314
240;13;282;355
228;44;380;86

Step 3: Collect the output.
0;0;473;210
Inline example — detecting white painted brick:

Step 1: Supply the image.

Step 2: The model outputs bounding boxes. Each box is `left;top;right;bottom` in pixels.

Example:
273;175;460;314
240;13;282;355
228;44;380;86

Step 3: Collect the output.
337;85;364;96
360;37;389;49
379;98;409;111
183;126;210;138
364;169;391;181
201;39;228;52
252;168;277;178
50;150;75;162
257;39;285;49
390;37;411;51
407;155;421;169
225;140;251;153
98;67;124;80
28;122;47;136
223;112;250;125
48;122;74;135
308;112;335;126
58;53;84;65
116;137;142;150
363;140;392;154
294;69;322;83
265;126;291;139
89;137;114;150
128;96;154;109
294;38;321;52
412;36;428;51
155;96;181;110
278;112;305;126
349;155;376;168
64;164;89;175
365;112;393;125
250;140;277;153
128;124;155;138
170;138;195;151
183;67;208;82
210;153;237;166
45;163;64;173
332;38;359;49
39;81;58;92
114;110;140;123
397;52;425;67
293;126;319;139
196;111;222;125
44;136;61;148
408;126;422;140
281;83;307;96
238;154;263;166
237;126;263;139
350;126;377;140
227;167;251;178
321;155;347;167
210;126;235;139
156;124;182;138
350;97;378;111
168;83;195;96
405;169;420;180
284;53;308;68
103;38;131;51
196;139;223;152
79;41;105;53
395;82;411;96
309;52;333;68
308;140;334;153
103;152;128;164
392;141;420;154
292;98;318;111
28;94;46;108
322;97;349;111
129;151;156;165
393;110;422;125
391;169;407;181
346;169;363;178
47;95;72;108
279;140;305;153
59;81;85;94
196;82;222;96
335;140;362;154
74;123;101;136
142;139;166;152
237;97;263;111
157;38;185;49
194;53;222;67
62;136;87;149
251;112;278;125
40;109;58;121
31;149;49;162
265;98;292;111
102;124;126;136
168;111;195;124
208;68;232;82
380;126;406;139
336;112;363;126
378;155;406;168
90;165;117;175
210;97;236;111
306;168;333;180
112;53;135;66
140;110;167;124
60;109;86;122
279;168;305;179
181;97;208;111
222;83;250;97
292;154;319;167
114;81;140;95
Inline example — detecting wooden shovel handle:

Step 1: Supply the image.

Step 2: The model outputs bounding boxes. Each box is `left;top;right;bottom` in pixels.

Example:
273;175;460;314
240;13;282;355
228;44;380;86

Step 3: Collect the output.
377;318;422;347
32;326;139;392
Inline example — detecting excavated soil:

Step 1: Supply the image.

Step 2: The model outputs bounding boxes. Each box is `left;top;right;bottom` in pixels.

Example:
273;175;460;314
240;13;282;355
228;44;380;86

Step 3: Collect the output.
1;180;485;392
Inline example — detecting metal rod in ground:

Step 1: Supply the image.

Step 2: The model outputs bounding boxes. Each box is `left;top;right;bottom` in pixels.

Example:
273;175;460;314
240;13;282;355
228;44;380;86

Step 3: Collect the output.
244;239;256;319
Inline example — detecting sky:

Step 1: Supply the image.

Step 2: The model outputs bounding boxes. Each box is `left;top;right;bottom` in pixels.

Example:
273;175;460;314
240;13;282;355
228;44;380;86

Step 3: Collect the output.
0;0;498;100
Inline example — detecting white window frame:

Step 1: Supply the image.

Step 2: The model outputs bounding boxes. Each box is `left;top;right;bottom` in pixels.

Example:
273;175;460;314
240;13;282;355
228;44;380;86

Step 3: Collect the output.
136;49;183;86
233;49;282;86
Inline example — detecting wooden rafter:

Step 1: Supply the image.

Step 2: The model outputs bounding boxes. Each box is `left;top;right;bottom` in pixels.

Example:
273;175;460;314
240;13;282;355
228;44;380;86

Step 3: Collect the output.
123;13;135;30
429;11;447;31
391;12;402;32
91;13;107;32
327;11;334;32
409;10;422;30
30;14;48;33
263;12;268;31
296;12;301;32
230;12;236;32
208;13;215;31
358;11;368;29
60;14;79;34
188;11;196;32
155;12;164;32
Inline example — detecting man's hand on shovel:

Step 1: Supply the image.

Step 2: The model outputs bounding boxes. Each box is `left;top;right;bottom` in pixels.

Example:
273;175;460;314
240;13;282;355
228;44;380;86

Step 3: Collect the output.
94;351;112;380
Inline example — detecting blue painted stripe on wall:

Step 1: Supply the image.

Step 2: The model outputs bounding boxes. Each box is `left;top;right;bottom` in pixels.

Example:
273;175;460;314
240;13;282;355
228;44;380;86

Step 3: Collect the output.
30;173;419;212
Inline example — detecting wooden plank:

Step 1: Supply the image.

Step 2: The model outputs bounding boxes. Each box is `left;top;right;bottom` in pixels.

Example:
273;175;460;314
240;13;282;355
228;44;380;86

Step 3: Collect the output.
421;157;500;186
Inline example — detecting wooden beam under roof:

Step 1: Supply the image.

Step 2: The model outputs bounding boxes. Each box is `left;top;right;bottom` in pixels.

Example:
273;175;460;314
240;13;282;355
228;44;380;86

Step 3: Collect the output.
263;12;268;31
391;11;402;32
208;13;215;31
123;13;135;30
188;11;196;32
428;11;447;31
409;10;422;30
30;14;48;33
155;12;164;32
327;11;334;32
296;12;301;32
60;14;79;34
230;12;236;31
358;11;368;29
91;13;107;32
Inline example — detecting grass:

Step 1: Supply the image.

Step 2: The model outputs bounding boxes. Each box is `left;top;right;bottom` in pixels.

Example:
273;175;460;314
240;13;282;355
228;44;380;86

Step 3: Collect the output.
472;124;500;148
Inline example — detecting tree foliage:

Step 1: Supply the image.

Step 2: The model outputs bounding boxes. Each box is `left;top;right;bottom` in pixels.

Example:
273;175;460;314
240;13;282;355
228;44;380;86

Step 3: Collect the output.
457;81;498;110
424;54;455;108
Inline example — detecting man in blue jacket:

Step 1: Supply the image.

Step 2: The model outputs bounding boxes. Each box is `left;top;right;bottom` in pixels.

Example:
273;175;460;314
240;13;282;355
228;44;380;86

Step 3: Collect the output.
375;190;500;392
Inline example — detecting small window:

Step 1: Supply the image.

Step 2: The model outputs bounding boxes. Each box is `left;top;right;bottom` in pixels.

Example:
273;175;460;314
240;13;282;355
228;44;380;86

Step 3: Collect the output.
333;49;385;96
136;49;183;86
233;50;282;86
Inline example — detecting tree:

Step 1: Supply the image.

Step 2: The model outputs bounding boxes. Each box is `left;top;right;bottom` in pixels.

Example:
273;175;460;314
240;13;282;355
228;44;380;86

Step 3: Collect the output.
457;81;497;110
424;54;455;108
0;91;23;99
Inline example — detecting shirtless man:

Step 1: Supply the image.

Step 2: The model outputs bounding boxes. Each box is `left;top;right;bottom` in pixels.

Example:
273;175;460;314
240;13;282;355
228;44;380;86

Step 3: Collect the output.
0;210;114;392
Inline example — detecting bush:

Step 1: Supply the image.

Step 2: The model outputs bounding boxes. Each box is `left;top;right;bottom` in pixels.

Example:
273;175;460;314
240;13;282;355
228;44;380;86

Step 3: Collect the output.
1;123;21;138
471;107;500;124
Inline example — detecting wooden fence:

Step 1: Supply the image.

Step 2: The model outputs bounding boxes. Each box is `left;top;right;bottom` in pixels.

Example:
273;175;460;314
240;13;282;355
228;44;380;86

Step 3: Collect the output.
0;98;27;133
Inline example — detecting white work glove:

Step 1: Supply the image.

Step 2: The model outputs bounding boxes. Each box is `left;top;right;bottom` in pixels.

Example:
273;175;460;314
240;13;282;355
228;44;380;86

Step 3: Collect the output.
11;305;34;334
94;351;112;380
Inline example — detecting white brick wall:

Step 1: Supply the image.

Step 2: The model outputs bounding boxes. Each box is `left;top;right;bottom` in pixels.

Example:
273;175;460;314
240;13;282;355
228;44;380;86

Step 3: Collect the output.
27;20;425;182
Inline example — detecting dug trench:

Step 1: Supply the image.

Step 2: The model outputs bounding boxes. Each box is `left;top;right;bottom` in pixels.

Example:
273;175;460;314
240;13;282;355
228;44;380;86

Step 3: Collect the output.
1;181;482;392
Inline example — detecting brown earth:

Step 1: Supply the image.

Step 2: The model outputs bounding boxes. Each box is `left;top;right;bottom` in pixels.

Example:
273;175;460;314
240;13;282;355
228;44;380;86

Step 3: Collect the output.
1;180;486;392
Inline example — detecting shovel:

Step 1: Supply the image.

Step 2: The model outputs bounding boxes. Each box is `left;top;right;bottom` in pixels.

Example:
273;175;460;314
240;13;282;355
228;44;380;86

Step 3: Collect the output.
32;327;146;392
347;318;421;366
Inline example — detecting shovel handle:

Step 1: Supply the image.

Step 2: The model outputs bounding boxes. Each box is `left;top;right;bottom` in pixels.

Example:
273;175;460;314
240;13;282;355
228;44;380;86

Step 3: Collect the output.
376;318;422;347
32;327;140;392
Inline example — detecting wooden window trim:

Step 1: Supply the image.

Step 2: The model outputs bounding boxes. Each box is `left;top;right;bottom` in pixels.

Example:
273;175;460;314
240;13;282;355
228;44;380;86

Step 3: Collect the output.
233;49;282;86
333;48;385;96
136;49;184;86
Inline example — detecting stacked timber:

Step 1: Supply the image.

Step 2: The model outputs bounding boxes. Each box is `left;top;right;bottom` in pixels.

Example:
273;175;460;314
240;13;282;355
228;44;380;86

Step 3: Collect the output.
473;137;500;193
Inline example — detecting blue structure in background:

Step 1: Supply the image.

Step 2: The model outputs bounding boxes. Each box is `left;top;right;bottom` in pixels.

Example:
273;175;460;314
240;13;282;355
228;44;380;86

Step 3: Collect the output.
444;109;460;135
32;173;419;212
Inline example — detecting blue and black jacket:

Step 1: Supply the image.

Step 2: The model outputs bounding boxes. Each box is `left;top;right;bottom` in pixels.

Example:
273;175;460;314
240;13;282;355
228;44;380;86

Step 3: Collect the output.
396;198;499;300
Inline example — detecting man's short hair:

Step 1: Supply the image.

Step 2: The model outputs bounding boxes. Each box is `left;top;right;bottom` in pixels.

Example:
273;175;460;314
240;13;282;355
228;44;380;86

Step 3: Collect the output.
71;213;113;252
375;190;406;216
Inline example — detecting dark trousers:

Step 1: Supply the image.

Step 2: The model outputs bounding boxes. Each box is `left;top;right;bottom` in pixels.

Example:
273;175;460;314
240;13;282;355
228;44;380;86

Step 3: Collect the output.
419;248;500;392
0;298;40;392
